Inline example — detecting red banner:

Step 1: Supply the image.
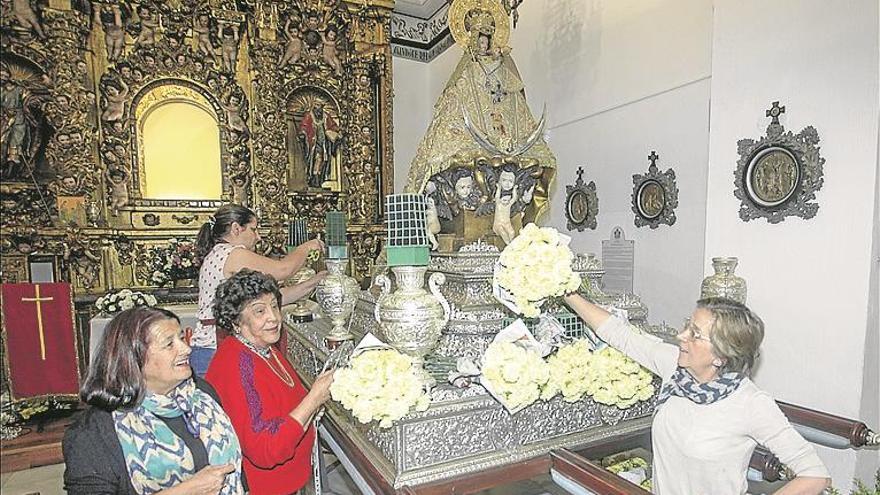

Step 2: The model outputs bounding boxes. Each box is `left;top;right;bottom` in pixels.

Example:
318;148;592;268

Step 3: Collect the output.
1;283;80;399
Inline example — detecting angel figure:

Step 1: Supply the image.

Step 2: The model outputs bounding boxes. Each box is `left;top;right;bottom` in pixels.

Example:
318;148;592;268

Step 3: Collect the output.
134;5;159;47
230;172;249;205
193;13;214;58
100;78;128;122
279;17;303;66
223;91;248;135
425;195;441;250
12;0;46;39
218;23;240;73
95;3;126;61
105;167;129;216
492;184;518;244
322;29;343;75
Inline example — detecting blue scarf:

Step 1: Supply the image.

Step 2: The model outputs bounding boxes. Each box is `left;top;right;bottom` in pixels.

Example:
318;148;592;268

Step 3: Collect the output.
113;379;244;494
656;367;744;409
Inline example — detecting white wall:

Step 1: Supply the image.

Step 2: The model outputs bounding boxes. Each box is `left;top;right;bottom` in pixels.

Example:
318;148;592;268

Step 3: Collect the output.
705;0;880;485
392;57;432;192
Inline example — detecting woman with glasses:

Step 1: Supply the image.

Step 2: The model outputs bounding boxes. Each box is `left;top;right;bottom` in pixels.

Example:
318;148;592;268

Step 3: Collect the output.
564;293;830;495
206;269;334;495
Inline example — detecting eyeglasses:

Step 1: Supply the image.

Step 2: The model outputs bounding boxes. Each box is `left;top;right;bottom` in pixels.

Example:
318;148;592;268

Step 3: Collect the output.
681;318;712;342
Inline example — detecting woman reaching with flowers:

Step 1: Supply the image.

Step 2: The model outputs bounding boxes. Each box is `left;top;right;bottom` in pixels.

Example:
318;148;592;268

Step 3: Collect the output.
206;269;333;495
564;293;830;494
190;203;325;376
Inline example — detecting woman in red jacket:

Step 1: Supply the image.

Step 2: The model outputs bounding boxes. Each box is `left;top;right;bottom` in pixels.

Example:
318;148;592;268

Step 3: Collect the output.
206;269;333;495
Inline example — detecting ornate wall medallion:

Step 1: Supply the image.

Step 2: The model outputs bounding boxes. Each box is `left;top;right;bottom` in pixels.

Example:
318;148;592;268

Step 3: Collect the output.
631;151;678;229
565;166;598;231
735;102;825;223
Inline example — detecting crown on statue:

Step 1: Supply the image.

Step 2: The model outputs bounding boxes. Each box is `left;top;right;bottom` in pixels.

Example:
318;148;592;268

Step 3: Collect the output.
467;9;495;37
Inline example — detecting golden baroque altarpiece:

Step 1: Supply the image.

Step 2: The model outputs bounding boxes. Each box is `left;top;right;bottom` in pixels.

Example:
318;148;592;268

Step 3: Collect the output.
0;0;394;298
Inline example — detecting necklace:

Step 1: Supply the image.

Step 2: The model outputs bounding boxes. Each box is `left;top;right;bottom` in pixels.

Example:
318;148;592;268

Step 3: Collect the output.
262;349;296;388
236;335;296;388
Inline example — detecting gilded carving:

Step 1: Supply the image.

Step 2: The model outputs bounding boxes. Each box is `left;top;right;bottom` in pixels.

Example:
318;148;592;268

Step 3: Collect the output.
1;0;394;301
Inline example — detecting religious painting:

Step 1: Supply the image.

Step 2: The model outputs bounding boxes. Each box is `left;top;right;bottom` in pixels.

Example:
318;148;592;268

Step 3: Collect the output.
286;88;343;192
0;56;53;183
637;180;665;219
565;166;599;232
735;102;825;223
631;151;678;229
57;195;88;226
745;147;799;207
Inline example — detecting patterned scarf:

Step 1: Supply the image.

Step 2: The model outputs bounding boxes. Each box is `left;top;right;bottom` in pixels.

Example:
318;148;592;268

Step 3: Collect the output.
656;367;744;409
113;379;244;494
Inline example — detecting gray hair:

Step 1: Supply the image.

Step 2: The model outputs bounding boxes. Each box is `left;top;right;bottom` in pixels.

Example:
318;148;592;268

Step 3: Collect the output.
698;297;764;376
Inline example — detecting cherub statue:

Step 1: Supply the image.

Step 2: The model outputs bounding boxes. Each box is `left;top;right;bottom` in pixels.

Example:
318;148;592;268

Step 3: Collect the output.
322;29;343;75
100;77;128;122
193;13;214;58
95;3;126;61
133;5;159;47
425;195;441;250
279;17;303;66
218;23;240;73
12;0;46;39
492;184;518;244
223;91;248;136
105;167;129;216
230;172;249;205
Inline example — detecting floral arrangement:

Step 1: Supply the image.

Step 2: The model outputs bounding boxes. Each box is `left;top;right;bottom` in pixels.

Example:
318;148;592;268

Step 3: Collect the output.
545;339;594;402
481;341;555;412
330;349;431;428
148;238;199;286
493;223;582;318
95;289;158;314
582;346;655;409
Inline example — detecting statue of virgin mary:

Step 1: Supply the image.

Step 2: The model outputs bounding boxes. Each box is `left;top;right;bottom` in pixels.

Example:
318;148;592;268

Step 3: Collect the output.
404;0;556;225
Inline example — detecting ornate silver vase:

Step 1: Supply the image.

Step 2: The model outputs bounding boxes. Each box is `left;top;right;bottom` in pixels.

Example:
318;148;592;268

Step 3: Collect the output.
375;266;450;386
315;258;360;342
700;257;747;304
287;265;317;322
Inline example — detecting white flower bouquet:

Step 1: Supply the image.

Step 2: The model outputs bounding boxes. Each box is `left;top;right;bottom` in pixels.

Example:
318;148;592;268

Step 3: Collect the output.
544;338;594;402
582;346;655;408
479;320;555;413
493;223;582;318
95;289;157;314
329;334;431;428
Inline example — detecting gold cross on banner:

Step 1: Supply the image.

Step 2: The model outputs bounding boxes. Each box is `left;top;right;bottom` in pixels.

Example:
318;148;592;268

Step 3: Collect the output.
21;285;54;360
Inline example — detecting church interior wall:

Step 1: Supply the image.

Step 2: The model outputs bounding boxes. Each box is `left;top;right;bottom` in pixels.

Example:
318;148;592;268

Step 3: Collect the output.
392;56;432;193
391;0;880;487
705;0;879;483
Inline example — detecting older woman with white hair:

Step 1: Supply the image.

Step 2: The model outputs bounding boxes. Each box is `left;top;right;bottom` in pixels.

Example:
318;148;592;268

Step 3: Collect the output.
564;294;830;495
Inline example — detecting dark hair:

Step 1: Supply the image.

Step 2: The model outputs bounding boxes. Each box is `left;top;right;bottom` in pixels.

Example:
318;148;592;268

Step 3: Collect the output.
696;297;765;376
196;203;256;259
213;269;282;330
80;306;180;411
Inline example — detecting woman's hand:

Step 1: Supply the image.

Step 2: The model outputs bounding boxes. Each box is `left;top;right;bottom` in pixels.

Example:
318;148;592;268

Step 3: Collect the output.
290;370;335;427
297;238;325;257
307;369;335;406
307;270;328;287
166;464;235;495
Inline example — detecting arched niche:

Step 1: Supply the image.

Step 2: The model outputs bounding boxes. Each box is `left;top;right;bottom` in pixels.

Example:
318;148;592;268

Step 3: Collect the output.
130;80;225;201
